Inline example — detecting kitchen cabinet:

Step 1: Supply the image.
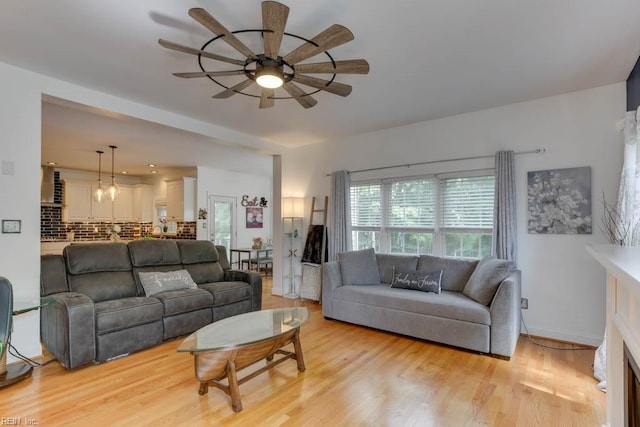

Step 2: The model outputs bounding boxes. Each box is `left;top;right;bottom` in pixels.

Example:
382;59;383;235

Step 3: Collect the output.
166;177;196;222
132;184;153;222
113;186;134;221
63;180;112;221
63;179;138;221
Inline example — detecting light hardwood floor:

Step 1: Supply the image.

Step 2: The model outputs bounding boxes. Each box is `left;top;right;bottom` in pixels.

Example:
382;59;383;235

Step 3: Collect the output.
1;280;605;426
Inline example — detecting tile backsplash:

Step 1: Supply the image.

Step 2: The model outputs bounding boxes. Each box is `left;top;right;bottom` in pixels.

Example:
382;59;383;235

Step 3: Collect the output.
41;171;196;241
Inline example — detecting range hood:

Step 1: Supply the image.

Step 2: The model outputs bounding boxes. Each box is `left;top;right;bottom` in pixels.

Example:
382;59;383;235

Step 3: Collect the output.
41;166;62;207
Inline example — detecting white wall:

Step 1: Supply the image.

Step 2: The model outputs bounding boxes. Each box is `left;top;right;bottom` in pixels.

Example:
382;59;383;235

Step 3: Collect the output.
0;63;43;361
196;166;273;251
281;83;626;345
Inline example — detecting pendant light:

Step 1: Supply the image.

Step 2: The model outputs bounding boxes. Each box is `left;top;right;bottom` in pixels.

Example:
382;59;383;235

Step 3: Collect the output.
94;150;106;203
106;145;120;202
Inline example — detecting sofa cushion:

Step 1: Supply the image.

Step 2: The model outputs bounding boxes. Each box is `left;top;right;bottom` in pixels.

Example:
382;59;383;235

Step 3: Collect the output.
417;255;479;292
67;271;137;303
65;243;132;274
94;297;163;334
334;284;490;325
339;248;381;286
463;256;516;306
177;240;219;264
198;281;252;306
128;240;181;267
376;254;419;284
151;288;213;317
184;263;225;285
390;269;443;294
138;269;197;297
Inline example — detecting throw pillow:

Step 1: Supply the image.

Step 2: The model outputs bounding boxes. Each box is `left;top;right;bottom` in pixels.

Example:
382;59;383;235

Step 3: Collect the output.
463;256;516;305
390;269;443;294
138;269;197;297
338;248;381;286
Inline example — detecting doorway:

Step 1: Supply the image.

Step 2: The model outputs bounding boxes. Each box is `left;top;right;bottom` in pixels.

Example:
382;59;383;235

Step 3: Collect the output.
209;195;236;255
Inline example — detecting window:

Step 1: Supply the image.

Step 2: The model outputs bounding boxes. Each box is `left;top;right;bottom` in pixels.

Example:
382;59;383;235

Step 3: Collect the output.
350;174;495;259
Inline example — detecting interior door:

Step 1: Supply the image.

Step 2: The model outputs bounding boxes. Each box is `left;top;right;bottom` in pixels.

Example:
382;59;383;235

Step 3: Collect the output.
209;195;236;254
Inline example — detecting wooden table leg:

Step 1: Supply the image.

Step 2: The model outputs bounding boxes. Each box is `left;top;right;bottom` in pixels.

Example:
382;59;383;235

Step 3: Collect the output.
198;382;209;395
227;359;243;412
293;328;305;372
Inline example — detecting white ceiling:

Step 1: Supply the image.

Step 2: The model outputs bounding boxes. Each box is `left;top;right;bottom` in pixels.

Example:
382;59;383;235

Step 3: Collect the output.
2;0;640;171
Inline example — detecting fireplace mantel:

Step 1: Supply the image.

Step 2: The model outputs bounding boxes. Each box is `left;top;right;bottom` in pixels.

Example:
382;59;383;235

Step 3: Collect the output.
587;243;640;427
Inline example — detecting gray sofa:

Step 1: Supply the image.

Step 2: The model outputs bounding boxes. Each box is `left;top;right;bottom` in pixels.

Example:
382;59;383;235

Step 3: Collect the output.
40;240;261;369
322;249;521;358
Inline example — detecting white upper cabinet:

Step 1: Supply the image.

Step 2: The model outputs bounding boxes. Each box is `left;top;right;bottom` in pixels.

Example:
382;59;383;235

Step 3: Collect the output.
132;184;153;222
166;177;196;222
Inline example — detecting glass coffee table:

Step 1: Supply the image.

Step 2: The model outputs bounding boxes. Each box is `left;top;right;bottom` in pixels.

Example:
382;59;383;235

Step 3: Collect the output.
177;307;309;412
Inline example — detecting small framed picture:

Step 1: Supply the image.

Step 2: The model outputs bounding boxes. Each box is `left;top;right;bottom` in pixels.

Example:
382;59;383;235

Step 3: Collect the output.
2;220;21;234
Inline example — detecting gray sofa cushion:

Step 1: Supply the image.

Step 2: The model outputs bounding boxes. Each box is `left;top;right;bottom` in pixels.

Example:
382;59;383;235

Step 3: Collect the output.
417;255;479;292
184;263;225;285
334;284;491;325
128;240;181;267
65;243;132;274
463;256;516;306
138;269;197;297
199;281;252;306
41;254;69;296
339;248;381;285
94;297;163;334
177;240;219;264
151;288;213;317
67;271;137;303
376;254;419;284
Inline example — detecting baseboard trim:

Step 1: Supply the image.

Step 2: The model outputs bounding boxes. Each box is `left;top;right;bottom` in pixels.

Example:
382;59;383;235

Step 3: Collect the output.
522;326;603;347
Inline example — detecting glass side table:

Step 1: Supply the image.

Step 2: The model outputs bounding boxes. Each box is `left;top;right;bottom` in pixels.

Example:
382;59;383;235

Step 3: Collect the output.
0;297;51;389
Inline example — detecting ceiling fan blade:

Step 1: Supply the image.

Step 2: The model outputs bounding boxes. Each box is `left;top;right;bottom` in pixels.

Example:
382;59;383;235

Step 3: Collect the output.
283;82;318;109
262;1;289;59
259;88;275;109
212;79;255;99
283;24;354;65
189;8;257;59
158;39;245;66
292;75;352;97
173;70;247;78
294;59;370;75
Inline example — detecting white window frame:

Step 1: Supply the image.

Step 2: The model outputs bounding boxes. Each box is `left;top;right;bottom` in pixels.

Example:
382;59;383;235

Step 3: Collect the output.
350;170;495;259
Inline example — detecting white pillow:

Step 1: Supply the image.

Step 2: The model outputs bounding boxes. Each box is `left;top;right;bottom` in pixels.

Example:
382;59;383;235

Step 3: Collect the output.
138;269;197;297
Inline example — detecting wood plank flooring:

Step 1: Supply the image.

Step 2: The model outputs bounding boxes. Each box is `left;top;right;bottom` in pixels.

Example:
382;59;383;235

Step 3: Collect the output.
0;282;605;426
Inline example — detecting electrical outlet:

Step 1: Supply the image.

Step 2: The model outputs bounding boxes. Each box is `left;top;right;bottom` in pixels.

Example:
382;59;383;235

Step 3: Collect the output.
521;298;528;309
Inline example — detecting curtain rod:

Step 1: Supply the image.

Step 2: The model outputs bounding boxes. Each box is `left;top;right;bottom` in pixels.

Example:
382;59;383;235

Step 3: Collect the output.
326;148;546;176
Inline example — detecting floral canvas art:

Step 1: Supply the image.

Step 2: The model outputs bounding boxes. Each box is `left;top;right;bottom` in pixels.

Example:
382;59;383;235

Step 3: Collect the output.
527;166;592;234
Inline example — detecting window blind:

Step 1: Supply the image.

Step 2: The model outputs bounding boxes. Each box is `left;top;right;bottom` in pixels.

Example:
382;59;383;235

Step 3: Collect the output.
386;179;435;227
441;176;495;228
350;183;381;227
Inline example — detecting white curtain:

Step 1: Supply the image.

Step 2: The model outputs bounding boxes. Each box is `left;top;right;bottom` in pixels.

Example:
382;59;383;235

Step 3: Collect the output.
593;107;640;393
329;170;352;261
617;108;640;245
493;151;517;262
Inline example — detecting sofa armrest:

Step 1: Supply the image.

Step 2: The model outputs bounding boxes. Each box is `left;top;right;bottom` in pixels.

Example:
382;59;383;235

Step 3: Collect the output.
224;269;262;311
489;270;521;358
322;261;343;318
40;292;96;369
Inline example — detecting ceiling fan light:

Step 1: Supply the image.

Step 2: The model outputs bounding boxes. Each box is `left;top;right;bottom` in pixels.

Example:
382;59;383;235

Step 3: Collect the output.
255;67;284;89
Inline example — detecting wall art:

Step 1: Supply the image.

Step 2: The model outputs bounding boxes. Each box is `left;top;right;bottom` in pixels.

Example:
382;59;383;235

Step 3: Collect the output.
527;166;592;234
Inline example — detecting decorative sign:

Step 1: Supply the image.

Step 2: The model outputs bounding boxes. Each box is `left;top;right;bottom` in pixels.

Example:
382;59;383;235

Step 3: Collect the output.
241;195;268;207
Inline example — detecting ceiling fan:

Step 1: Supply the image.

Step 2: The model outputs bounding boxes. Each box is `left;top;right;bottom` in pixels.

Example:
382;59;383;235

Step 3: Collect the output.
158;1;369;109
